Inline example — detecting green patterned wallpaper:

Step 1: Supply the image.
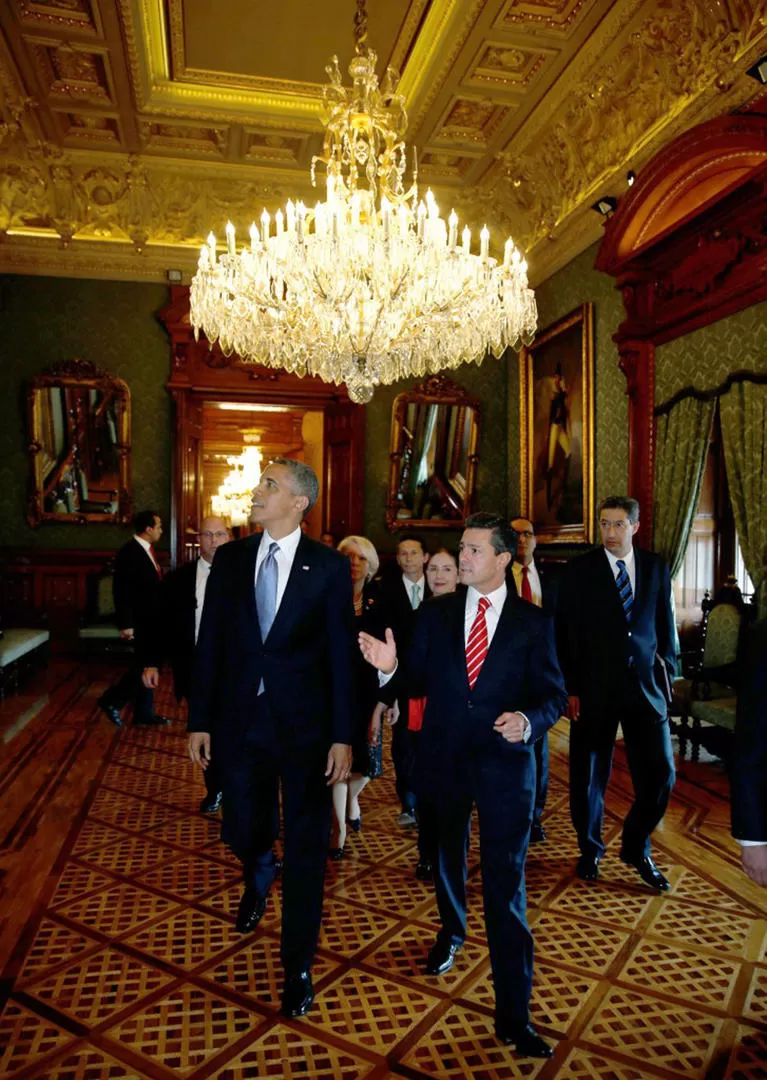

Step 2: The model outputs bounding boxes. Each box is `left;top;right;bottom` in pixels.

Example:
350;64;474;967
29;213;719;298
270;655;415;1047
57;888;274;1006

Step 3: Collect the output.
655;300;767;403
507;242;628;534
0;275;171;550
363;358;510;554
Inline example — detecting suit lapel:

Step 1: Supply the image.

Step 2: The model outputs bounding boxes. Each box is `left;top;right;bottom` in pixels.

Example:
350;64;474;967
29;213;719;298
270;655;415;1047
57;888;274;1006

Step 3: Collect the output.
473;592;519;691
245;533;263;637
598;549;625;622
265;534;312;646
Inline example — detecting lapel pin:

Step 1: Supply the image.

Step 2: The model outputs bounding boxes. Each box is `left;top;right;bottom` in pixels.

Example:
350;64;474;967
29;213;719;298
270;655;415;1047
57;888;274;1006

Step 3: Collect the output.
302;565;310;571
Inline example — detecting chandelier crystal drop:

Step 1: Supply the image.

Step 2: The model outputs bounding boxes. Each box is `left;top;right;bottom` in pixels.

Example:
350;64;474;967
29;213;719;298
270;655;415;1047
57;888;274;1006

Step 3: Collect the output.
190;1;537;404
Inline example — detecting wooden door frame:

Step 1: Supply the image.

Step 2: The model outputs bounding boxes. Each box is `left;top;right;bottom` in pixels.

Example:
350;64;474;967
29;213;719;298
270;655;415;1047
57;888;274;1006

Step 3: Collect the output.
158;286;363;566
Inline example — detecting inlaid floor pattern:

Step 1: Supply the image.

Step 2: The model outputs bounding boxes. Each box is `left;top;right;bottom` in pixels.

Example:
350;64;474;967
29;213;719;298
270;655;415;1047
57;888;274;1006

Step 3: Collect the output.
1;670;767;1079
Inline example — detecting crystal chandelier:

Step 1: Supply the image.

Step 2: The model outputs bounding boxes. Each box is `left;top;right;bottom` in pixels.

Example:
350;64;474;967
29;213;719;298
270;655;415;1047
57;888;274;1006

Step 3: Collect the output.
211;444;263;527
190;1;537;404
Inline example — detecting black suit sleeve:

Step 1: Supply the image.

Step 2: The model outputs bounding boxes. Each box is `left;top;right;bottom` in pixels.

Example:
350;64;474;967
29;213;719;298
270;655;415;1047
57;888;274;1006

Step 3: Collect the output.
325;554;356;747
112;545;135;631
731;621;767;843
518;614;569;742
655;557;676;672
188;551;227;734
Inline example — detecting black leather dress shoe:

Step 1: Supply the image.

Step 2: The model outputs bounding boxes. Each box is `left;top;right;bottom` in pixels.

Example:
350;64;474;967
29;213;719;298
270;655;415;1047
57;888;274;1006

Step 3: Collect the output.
576;854;601;881
199;791;223;814
98;702;122;726
281;971;314;1017
425;938;463;976
620;852;670;891
530;823;547;844
415;859;434;881
133;714;170;726
235;888;267;933
496;1022;553;1058
329;847;344;860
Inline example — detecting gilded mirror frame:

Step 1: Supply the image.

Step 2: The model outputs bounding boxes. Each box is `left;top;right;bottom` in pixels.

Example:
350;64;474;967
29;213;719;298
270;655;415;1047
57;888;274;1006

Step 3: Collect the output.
27;358;132;526
386;375;480;531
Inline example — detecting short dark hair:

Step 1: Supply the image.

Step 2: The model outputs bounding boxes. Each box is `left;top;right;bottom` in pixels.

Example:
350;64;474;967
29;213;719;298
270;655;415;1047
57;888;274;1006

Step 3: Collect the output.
396;533;426;554
464;512;518;558
598;495;639;524
134;509;159;535
270;457;319;514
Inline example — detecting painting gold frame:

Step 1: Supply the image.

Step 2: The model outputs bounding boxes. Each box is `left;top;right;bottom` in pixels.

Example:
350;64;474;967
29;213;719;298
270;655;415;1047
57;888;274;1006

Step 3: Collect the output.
520;303;594;544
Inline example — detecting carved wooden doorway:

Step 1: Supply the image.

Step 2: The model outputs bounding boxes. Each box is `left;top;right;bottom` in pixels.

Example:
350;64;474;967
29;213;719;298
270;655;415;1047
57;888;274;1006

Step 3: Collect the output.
159;288;365;566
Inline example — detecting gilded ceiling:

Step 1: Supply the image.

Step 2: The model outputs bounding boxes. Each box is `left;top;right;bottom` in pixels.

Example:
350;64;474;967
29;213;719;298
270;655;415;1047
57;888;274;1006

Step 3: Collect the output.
1;0;766;287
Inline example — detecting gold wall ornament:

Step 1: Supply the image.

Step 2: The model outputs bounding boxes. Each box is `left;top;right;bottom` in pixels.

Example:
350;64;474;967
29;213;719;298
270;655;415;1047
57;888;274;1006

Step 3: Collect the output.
189;0;537;403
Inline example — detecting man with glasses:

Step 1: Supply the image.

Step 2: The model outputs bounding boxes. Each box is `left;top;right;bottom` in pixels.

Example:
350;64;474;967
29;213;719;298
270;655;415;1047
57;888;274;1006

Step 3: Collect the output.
143;516;231;813
556;496;676;889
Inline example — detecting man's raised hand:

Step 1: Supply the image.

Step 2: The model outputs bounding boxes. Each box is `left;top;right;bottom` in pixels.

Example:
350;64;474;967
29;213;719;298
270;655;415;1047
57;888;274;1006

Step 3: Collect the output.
358;627;397;674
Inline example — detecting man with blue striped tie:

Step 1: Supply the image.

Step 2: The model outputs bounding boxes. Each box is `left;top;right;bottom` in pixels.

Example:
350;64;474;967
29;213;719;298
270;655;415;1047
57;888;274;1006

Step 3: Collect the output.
556;496;676;890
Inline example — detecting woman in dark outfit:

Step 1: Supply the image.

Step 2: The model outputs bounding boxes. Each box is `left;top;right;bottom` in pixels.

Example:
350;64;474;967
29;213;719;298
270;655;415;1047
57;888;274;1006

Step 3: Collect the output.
330;535;387;857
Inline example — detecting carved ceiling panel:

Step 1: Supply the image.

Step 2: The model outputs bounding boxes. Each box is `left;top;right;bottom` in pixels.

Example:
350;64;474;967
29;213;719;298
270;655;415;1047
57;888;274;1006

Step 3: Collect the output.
0;0;766;288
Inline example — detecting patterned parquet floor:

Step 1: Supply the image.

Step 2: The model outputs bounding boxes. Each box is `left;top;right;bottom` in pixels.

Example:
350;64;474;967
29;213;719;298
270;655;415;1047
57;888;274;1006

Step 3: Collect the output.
1;660;766;1079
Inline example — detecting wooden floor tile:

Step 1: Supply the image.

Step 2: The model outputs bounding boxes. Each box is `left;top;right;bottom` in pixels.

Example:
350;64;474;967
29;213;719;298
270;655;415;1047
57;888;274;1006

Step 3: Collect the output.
208;1024;378;1079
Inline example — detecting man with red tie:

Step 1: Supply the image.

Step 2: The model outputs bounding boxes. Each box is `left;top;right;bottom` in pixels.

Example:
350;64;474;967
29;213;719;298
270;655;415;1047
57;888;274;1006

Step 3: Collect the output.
509;517;558;843
98;510;169;727
359;513;567;1059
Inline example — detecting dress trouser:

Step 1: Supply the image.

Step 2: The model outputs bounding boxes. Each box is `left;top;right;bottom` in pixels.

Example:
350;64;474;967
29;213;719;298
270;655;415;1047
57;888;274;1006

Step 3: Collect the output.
434;750;535;1028
391;702;416;812
220;696;332;974
100;641;154;722
569;677;675;860
533;732;549;829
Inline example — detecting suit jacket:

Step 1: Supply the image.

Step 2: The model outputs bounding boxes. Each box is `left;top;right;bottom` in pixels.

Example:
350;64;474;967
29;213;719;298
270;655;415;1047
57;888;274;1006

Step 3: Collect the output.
388;587;567;796
508;560;559;617
112;537;162;642
189;533;355;758
381;574;432;699
147;558;198;702
556;545;675;719
730;618;767;843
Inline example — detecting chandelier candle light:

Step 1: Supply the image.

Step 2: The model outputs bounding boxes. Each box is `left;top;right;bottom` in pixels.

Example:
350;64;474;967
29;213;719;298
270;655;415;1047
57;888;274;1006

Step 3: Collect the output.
190;0;537;403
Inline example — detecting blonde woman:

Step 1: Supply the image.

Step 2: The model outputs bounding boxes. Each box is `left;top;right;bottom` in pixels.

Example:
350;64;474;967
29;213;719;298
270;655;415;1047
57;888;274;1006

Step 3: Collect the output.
331;535;387;857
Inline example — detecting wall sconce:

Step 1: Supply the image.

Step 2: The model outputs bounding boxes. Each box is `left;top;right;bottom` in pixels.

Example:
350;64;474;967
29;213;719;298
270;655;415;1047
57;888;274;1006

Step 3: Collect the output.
591;196;618;216
745;56;767;84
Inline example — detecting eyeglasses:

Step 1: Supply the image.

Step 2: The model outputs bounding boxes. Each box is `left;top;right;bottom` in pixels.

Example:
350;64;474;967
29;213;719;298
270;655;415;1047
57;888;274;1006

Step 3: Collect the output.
200;531;228;540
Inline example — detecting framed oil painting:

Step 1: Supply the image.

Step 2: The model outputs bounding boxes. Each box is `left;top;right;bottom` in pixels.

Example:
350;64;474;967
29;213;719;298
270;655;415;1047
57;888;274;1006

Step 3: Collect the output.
519;303;594;544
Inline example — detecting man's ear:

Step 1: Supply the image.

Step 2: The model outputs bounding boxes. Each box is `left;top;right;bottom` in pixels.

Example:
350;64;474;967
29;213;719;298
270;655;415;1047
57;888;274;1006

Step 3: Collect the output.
423;553;430;566
499;550;512;571
631;521;640;537
295;495;310;516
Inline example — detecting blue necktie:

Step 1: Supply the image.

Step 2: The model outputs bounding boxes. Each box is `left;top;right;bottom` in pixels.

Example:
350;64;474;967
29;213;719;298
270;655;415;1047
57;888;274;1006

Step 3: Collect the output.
256;541;279;640
616;559;633;622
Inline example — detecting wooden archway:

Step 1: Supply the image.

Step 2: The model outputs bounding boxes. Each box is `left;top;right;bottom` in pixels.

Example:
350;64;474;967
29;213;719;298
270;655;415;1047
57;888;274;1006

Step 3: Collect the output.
595;113;767;546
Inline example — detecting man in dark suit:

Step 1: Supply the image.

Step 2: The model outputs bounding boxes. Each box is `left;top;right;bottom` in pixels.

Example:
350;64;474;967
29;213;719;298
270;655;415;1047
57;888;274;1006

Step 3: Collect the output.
381;534;431;827
731;616;767;887
98;509;168;727
509;517;558;843
360;513;567;1059
557;495;676;890
143;516;230;813
188;458;354;1019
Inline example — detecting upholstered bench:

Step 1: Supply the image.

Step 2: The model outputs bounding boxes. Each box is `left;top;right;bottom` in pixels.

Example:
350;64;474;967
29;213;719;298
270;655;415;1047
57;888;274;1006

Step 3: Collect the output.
0;628;51;698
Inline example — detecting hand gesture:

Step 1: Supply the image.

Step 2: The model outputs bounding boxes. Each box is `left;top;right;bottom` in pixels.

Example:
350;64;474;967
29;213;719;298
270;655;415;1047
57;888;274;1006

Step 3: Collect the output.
189;732;211;770
358;628;397;674
493;711;527;743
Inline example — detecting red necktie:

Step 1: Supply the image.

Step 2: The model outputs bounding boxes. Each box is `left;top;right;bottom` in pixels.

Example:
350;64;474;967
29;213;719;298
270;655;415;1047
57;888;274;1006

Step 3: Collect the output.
466;596;490;690
149;545;162;578
521;565;533;603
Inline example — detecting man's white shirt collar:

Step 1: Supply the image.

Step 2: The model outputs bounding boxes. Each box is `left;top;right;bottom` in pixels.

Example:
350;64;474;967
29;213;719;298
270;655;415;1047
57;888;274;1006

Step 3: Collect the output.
467;580;507;614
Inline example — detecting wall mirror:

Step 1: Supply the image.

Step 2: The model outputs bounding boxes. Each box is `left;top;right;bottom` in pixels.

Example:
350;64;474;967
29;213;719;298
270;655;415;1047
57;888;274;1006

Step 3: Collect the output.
27;358;131;526
387;375;480;530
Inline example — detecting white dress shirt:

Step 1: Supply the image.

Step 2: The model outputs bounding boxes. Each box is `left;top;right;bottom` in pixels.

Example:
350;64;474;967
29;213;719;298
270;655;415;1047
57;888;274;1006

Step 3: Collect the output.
604;545;636;593
511;561;542;607
403;574;426;609
253;526;302;611
135;533;160;573
194;557;211;644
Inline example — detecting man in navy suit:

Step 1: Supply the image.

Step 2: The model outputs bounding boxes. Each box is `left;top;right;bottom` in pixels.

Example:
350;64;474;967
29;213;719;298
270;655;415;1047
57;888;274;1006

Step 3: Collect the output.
143;516;230;813
509;517;559;843
98;509;168;727
188;459;355;1019
557;495;676;890
360;513;567;1059
731;616;767;887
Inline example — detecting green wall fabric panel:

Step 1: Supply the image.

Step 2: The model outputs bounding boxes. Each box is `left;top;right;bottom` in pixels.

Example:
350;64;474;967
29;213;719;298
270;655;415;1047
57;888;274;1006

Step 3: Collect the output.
362;358;509;555
0;275;171;550
655;300;767;404
507;242;628;529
